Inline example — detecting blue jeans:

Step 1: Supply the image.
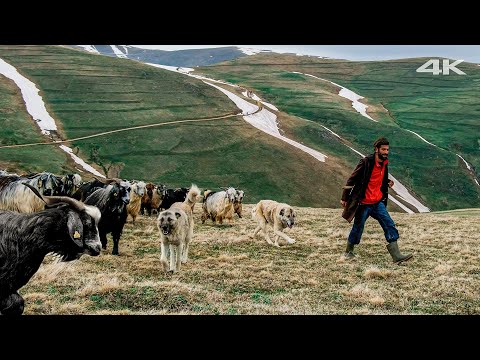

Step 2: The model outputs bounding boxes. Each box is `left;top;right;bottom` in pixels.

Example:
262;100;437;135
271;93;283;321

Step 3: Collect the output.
348;201;399;245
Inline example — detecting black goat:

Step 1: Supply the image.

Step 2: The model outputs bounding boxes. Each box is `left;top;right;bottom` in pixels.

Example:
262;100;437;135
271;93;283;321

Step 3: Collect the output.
72;178;106;201
59;174;82;197
0;184;102;316
22;172;63;196
84;180;130;255
159;187;189;210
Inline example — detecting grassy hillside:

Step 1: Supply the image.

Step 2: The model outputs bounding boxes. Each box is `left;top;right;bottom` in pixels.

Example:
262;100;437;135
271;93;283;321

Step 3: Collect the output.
20;205;480;314
0;45;359;208
0;74;78;173
198;54;480;210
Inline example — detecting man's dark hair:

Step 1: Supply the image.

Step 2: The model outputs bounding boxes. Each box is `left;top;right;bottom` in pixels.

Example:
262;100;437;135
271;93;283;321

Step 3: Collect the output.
373;137;389;149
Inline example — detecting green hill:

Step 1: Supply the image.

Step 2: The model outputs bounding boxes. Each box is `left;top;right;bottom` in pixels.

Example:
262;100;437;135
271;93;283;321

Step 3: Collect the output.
197;54;480;210
0;73;74;173
1;46;478;210
0;45;356;208
70;45;248;67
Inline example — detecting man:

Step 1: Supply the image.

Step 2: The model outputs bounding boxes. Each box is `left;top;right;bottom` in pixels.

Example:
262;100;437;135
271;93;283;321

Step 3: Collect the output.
340;137;412;264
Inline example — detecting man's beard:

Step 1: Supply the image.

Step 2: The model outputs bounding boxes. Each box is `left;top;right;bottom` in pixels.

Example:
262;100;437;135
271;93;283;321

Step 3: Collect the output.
379;153;388;161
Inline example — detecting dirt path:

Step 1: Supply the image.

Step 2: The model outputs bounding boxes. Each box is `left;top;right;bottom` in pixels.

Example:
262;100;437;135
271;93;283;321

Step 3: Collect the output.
0;104;262;150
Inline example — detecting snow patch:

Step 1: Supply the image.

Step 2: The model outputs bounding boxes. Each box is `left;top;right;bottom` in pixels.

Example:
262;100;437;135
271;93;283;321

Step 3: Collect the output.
146;63;239;88
337;87;375;121
0;57;57;135
457;154;472;170
206;82;327;162
406;129;438;147
110;45;128;58
388;174;430;212
77;45;99;54
59;146;105;178
457;154;479;186
242;90;279;111
239;47;263;55
388;195;415;214
0;57;106;178
319;124;342;139
260;101;278;111
292;71;376;121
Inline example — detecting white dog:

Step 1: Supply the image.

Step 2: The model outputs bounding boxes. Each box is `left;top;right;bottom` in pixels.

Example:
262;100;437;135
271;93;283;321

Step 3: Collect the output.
157;184;200;272
251;200;296;247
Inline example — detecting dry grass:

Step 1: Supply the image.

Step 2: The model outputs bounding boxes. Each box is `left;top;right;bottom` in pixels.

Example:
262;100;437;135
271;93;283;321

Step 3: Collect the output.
20;205;480;315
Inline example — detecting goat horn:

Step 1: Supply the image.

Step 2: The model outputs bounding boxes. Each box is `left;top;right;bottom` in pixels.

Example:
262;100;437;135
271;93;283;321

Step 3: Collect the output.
43;196;86;212
23;183;47;204
23;183;85;212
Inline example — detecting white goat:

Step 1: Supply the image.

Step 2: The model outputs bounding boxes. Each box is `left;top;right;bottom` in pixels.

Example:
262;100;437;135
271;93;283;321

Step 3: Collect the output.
201;187;237;225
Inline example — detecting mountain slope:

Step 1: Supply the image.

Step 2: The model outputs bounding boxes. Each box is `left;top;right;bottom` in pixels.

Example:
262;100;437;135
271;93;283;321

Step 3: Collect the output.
0;72;79;173
70;45;249;67
197;53;480;210
0;45;359;208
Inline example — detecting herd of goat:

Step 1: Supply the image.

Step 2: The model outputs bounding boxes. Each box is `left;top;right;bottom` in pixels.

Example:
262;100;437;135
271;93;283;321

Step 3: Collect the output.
0;170;245;315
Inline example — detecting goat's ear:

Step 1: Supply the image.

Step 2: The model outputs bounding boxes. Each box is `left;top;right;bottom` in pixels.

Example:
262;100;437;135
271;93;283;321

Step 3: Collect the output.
67;211;84;248
279;208;285;216
174;211;182;219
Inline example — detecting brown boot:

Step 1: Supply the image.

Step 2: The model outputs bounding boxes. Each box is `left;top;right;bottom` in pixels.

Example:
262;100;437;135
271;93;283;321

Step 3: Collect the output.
344;241;355;259
386;241;413;264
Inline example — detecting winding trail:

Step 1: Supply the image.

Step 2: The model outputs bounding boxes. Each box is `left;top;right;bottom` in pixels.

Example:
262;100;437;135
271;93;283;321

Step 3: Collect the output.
0;112;247;149
0;56;258;178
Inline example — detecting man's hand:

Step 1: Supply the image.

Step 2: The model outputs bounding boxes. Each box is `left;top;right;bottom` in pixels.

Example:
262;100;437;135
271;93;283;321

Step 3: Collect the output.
388;179;394;188
341;200;347;208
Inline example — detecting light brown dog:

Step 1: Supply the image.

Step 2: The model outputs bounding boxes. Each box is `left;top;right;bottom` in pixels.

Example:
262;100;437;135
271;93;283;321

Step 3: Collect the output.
157;184;200;272
251;200;297;247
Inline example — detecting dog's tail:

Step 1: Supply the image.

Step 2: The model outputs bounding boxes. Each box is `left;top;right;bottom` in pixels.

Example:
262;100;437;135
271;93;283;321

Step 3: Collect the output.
185;184;201;210
251;203;257;220
252;201;269;224
252;201;263;221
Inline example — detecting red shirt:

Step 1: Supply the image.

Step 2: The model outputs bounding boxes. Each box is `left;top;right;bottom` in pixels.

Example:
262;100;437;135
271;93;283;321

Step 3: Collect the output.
362;159;388;204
